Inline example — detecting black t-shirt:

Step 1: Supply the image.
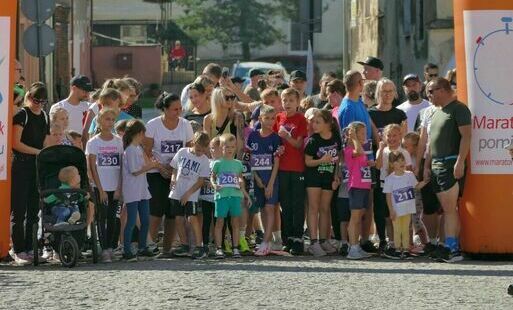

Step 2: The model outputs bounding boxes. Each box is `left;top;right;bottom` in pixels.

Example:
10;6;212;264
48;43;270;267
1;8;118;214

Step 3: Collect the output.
13;107;50;158
124;104;142;119
312;94;328;109
368;106;407;134
183;110;211;129
304;133;341;179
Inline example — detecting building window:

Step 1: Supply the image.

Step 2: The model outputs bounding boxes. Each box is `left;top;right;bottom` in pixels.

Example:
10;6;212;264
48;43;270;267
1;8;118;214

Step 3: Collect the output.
120;25;147;45
290;0;322;52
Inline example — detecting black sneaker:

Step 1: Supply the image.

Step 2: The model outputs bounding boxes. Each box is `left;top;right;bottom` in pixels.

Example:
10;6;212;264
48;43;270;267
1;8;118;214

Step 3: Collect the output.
255;230;264;245
290;239;304;256
138;248;156;258
401;251;414;260
192;246;207;259
339;243;349;256
383;246;401;260
429;244;445;260
378;240;387;256
123;253;137;262
172;244;190;257
361;240;378;254
439;247;464;263
423;242;437;256
282;238;294;253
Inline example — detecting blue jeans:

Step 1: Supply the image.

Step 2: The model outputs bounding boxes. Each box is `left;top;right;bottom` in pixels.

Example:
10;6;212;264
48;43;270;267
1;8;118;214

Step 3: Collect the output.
124;200;149;254
52;204;79;224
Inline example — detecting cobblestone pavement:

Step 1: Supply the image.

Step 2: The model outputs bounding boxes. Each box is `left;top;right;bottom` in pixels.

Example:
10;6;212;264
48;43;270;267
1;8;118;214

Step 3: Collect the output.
1;256;512;309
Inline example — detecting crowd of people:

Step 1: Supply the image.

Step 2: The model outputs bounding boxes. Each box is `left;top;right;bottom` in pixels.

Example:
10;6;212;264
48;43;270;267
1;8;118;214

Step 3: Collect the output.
9;58;472;266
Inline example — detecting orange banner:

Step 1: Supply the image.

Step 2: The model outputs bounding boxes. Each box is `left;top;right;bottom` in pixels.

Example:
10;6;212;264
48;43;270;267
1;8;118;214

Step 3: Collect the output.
0;0;16;258
454;1;513;253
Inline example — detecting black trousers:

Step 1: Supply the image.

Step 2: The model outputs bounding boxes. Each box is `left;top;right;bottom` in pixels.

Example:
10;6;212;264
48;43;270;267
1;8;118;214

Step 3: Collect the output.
11;159;40;253
201;200;214;245
373;186;390;242
94;188;118;250
279;171;305;241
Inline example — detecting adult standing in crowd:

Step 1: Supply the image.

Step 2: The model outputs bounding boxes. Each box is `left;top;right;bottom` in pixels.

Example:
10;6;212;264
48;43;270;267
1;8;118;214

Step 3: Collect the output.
357;56;384;81
10;82;51;265
426;77;471;263
181;63;222;108
422;63;439;99
144;92;194;256
244;69;264;101
312;71;337;109
123;77;143;119
50;75;92;133
397;74;431;132
289;70;308;99
325;79;346;118
182;82;211;127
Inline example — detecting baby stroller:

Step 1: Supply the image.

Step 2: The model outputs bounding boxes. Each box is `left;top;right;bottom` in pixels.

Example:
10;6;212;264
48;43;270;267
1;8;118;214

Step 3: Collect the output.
34;145;99;267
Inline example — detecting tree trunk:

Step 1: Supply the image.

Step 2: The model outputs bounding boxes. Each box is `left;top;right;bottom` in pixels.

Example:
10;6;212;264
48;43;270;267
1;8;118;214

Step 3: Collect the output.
238;0;251;60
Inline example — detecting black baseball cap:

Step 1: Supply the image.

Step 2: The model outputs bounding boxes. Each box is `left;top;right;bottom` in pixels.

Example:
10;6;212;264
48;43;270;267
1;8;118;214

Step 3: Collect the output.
402;73;421;85
70;75;93;92
357;56;384;71
249;68;264;78
231;76;245;84
290;70;307;81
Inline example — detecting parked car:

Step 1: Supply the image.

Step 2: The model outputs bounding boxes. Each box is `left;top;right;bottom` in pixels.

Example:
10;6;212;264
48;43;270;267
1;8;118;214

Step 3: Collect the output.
231;61;290;85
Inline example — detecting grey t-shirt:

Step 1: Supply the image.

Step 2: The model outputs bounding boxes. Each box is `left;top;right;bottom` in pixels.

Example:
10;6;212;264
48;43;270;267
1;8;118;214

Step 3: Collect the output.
122;145;152;204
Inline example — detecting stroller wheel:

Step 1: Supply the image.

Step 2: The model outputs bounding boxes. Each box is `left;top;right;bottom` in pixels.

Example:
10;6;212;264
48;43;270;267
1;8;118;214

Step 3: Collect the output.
32;223;39;266
59;235;79;268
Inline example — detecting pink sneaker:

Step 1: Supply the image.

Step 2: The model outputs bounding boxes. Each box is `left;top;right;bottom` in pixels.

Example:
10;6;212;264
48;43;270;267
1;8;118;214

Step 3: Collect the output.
255;243;270;256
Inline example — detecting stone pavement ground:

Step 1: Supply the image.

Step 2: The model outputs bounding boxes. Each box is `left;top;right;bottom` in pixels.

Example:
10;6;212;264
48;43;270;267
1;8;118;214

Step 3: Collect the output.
1;256;512;309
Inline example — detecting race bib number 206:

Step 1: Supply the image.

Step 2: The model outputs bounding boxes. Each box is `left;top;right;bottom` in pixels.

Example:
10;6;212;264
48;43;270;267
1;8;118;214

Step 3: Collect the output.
218;173;240;188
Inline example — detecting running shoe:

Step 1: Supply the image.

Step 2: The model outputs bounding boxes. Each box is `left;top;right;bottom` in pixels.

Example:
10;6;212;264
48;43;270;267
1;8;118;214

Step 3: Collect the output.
138;248;156;258
383;246;401;260
339;243;349;256
215;248;225;259
101;250;112;263
401;251;415;260
223;239;233;255
357;246;373;258
346;246;365;260
232;248;242;258
320;240;337;255
239;237;251;253
255;243;270;257
192;246;207;259
10;250;31;266
361;240;378;254
307;242;327;257
172;244;190;257
123;252;137;262
68;211;81;225
438;247;464;263
290;239;304;256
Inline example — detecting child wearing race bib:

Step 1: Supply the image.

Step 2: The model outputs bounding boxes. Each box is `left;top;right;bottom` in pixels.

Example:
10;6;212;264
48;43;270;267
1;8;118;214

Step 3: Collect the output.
335;145;351;256
305;109;342;257
86;108;124;263
168;132;211;259
383;151;427;260
344;121;374;260
199;136;222;255
211;133;251;259
122;120;159;262
375;123;413;257
246;105;282;256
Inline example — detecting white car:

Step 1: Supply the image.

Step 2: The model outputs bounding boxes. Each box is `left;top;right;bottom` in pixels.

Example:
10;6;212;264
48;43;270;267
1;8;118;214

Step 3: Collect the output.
231;61;289;84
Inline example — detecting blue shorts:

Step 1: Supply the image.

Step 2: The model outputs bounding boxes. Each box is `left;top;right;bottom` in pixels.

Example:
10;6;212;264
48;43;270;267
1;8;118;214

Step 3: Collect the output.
254;179;279;209
348;188;370;210
215;196;242;218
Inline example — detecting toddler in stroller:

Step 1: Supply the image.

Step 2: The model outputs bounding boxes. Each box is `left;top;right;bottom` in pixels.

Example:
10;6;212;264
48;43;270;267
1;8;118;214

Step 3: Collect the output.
44;166;87;226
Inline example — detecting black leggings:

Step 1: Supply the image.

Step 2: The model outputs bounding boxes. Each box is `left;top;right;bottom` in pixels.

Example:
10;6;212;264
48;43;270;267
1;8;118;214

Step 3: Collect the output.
279;171;305;241
373;186;389;242
11;159;39;253
94;188;118;250
201;200;214;245
330;194;341;240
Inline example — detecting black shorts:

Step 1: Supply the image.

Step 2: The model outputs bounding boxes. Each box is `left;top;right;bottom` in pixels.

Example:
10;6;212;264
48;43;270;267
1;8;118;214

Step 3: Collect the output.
419;158;441;215
147;173;173;218
431;158;466;196
305;173;334;190
170;199;202;217
336;197;350;222
348;188;370;210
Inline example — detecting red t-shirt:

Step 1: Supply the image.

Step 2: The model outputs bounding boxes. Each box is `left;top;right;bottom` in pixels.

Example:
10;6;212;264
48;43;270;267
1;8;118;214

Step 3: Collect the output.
273;112;308;172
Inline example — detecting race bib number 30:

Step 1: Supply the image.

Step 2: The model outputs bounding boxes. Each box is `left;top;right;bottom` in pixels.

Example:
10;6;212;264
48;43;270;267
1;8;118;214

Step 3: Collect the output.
393;187;415;204
218;173;240;188
360;166;371;182
98;153;120;167
251;154;272;170
160;140;183;154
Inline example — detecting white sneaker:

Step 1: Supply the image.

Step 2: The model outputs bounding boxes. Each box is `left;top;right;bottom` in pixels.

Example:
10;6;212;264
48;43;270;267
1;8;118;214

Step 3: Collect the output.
320;241;337;254
255;242;270;256
101;250;112;263
112;246;124;257
12;251;31;266
357;246;373;258
27;250;47;263
68;211;81;225
52;251;60;262
307;242;327;257
42;247;53;260
347;245;365;260
270;241;283;251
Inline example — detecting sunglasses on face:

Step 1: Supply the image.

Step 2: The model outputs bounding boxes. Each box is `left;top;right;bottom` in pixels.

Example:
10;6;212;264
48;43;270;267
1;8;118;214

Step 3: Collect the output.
224;95;237;101
427;88;441;95
428;73;438;78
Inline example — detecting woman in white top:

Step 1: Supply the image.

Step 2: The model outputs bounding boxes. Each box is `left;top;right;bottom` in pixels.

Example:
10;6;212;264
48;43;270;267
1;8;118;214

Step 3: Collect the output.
143;92;194;255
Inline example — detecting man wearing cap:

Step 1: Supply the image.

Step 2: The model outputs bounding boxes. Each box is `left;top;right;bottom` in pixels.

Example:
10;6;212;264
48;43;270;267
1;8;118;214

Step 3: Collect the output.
357;56;384;81
289;70;307;98
244;68;264;101
50;75;93;133
397;74;431;132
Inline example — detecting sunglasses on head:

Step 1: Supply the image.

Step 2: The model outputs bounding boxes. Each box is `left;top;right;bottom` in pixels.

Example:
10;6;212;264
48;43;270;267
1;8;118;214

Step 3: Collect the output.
224;95;237;101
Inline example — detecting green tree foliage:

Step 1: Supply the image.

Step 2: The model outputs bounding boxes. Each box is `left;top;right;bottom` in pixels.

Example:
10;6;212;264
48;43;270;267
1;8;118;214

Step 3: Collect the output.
174;0;298;60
